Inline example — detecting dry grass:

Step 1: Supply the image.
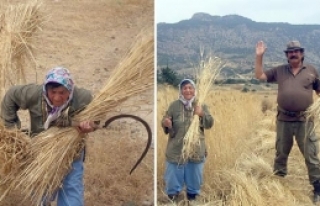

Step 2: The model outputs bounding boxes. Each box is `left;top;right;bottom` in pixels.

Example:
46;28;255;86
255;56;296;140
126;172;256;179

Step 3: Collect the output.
261;96;275;114
157;87;315;206
84;129;154;206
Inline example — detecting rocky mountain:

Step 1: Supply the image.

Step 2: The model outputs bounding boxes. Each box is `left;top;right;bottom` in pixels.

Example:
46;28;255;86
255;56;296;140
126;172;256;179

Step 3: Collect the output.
157;13;320;77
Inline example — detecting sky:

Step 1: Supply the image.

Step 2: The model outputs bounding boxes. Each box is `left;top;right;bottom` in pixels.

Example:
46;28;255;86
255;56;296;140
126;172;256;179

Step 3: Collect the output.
156;0;320;25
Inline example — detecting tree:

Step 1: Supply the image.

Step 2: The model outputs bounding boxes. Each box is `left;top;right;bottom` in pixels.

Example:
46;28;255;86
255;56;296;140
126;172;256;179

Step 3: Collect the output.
241;86;249;93
158;65;180;86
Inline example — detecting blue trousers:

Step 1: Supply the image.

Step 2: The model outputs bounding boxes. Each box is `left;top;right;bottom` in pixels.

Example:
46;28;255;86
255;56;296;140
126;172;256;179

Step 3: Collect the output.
43;151;84;206
164;160;204;196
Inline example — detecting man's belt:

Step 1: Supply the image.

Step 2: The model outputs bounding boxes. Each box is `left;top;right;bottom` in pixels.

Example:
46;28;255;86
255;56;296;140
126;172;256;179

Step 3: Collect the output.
277;106;306;117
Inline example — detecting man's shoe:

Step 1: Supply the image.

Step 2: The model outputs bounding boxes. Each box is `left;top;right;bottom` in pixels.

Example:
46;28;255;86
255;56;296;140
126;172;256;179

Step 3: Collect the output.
313;192;320;204
274;170;286;177
313;180;320;204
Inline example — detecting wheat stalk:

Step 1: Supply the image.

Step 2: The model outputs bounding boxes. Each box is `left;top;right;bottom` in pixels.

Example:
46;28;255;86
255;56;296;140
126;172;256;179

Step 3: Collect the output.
181;56;222;160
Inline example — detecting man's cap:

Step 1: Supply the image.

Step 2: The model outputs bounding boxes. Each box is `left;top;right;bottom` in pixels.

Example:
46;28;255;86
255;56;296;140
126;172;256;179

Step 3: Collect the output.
284;40;304;53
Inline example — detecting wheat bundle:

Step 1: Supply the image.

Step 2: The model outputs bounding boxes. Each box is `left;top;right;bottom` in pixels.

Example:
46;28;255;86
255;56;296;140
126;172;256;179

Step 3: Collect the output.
305;98;320;133
3;127;85;205
181;56;222;160
1;28;154;205
0;123;30;177
0;0;44;97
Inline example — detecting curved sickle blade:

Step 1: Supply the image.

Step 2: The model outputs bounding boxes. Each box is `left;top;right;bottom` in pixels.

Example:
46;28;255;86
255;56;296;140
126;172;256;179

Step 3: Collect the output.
103;114;152;174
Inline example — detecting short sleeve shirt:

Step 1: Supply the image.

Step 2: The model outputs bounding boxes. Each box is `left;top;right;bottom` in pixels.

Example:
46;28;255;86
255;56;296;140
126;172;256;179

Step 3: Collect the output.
265;64;320;121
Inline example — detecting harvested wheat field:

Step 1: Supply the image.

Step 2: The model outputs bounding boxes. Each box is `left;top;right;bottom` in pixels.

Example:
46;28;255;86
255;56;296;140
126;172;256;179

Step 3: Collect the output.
157;86;318;206
0;0;154;206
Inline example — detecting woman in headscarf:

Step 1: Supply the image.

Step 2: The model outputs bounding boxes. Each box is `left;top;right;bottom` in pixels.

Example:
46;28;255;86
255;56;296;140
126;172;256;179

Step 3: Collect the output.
1;66;95;206
161;79;213;204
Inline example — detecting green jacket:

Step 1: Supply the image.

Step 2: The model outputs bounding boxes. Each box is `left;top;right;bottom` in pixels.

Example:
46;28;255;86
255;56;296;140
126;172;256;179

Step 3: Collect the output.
162;100;213;164
1;84;92;136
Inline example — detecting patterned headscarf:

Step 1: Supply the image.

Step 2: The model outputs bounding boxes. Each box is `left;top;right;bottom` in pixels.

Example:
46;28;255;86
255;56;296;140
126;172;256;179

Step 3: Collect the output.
43;66;74;129
178;79;196;110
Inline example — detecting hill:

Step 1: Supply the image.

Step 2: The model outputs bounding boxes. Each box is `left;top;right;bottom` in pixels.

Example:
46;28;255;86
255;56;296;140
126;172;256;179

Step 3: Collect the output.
157;13;320;77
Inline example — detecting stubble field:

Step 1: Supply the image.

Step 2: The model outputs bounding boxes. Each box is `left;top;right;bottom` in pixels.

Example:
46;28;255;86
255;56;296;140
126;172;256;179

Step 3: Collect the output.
157;86;317;206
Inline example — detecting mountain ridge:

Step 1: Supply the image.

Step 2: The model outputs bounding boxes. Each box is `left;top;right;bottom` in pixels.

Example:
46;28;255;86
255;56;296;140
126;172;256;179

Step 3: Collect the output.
157;13;320;77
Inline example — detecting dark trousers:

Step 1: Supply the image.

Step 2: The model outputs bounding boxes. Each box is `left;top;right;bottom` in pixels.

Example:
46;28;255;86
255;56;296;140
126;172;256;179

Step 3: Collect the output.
274;121;320;184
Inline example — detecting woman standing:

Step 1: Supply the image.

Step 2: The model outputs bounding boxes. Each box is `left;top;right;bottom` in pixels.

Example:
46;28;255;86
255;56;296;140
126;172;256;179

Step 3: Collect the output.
161;79;213;204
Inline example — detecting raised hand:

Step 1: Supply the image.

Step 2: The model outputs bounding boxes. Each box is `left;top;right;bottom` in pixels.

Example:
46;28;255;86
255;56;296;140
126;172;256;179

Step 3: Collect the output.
256;41;267;56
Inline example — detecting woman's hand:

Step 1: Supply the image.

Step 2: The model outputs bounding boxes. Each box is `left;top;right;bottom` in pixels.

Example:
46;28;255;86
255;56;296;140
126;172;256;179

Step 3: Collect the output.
194;105;204;117
163;117;172;128
77;121;97;133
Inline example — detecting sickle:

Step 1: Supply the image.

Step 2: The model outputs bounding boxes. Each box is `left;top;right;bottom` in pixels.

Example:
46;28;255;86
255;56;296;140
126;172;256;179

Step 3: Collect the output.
103;114;152;174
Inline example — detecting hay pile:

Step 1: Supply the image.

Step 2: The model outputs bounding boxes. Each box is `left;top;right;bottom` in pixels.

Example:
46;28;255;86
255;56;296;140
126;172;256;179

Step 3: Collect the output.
182;56;222;159
0;27;153;205
0;0;44;97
